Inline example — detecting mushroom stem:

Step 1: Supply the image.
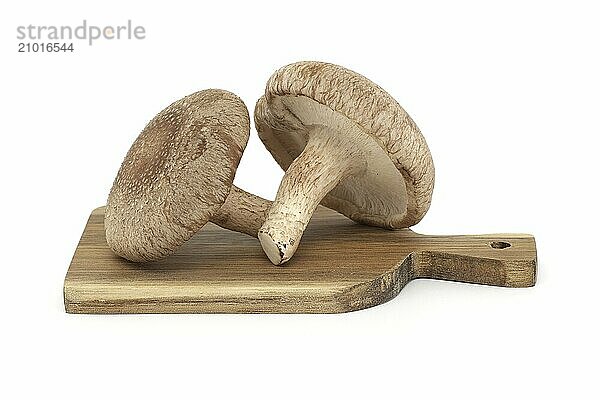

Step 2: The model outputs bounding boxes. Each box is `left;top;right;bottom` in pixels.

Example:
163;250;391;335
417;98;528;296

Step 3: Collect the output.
211;186;271;237
258;126;367;265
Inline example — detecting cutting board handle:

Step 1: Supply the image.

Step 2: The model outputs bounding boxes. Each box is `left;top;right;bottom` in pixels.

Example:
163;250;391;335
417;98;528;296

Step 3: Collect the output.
412;234;537;288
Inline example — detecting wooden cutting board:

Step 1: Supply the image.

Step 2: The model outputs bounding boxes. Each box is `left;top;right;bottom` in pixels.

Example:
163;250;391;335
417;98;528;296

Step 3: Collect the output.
64;206;536;313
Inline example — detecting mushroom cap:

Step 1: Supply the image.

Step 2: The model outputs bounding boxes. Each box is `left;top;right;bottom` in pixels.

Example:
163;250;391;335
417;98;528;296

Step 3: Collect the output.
255;61;435;229
105;89;250;262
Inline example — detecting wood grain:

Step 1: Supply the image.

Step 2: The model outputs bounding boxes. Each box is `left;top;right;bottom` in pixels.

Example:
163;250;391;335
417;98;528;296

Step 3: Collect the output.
64;207;536;314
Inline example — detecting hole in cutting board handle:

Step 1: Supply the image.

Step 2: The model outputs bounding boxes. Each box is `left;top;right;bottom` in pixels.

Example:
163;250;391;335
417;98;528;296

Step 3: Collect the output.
490;241;511;249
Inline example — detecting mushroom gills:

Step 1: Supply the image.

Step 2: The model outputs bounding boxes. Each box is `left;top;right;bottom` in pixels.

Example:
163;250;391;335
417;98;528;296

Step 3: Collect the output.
258;95;409;265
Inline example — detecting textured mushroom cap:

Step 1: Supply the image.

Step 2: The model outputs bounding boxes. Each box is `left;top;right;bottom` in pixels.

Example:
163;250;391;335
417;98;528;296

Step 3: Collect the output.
255;61;435;229
105;89;250;262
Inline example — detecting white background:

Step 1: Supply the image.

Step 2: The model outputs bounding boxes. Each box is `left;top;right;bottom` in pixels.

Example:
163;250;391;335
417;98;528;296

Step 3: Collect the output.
1;1;598;398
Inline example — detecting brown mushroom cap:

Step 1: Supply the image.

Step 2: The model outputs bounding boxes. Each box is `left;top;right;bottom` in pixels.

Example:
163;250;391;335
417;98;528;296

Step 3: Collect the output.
255;61;435;229
105;89;250;262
